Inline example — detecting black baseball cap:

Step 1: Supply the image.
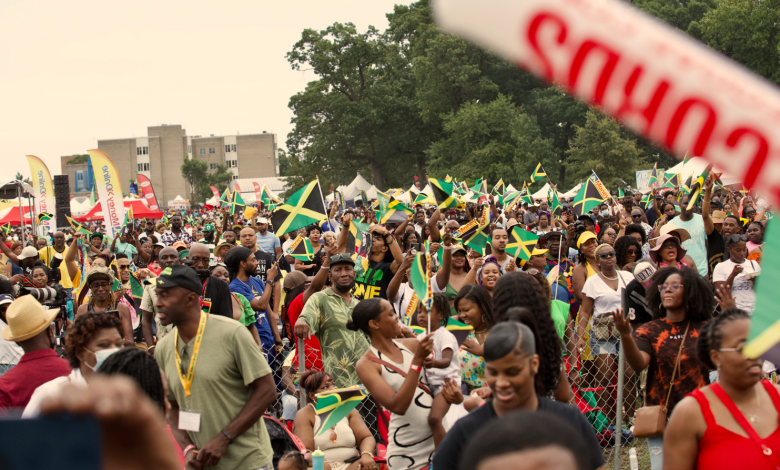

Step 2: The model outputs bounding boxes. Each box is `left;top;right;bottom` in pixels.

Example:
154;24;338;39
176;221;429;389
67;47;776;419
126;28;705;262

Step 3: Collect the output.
155;265;201;293
330;253;356;267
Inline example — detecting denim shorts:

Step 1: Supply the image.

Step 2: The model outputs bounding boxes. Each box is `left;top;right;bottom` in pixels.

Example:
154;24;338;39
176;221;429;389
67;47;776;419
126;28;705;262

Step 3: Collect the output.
589;328;620;355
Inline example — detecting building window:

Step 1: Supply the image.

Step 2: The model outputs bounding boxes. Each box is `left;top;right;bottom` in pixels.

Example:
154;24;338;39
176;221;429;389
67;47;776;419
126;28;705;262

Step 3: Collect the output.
209;147;215;155
136;146;148;155
199;148;206;156
225;145;230;153
231;144;236;152
232;175;239;180
137;163;150;172
188;145;191;154
226;160;238;168
209;163;217;170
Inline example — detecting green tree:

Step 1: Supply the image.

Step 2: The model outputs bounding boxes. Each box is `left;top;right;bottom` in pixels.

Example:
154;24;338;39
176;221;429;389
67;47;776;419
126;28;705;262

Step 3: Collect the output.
203;165;233;202
633;0;716;38
180;158;208;204
277;149;291;176
65;154;89;165
566;111;644;191
14;172;31;186
700;0;780;84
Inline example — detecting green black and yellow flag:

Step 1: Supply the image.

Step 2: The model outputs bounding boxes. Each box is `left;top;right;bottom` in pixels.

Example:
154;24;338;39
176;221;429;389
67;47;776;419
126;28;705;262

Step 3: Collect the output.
572;174;610;216
665;173;682;189
530;163;546;183
640;193;652;209
469;178;484;193
229;191;246;216
66;215;92;237
314;386;369;437
453;205;490;254
429;178;459;210
414;192;435;206
617;189;624;199
376;190;413;224
492;179;505;196
743;222;780;363
37;213;53;224
285;235;315;261
548;188;562;212
648;164;659;187
0;223;11;236
506;226;539;262
410;251;433;314
685;164;713;211
271;180;327;237
219;188;232;208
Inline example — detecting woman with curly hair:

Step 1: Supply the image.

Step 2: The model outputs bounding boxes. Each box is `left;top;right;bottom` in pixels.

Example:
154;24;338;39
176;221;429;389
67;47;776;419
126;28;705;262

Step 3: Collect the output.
610;266;714;470
614;235;642;270
464;255;504;296
452;284;495;393
23;311;124;416
401;230;419;253
492;272;569;401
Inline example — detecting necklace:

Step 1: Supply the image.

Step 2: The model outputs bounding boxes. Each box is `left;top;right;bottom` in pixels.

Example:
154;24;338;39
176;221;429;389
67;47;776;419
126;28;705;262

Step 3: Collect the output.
599;271;618;281
238;277;259;297
740;386;761;423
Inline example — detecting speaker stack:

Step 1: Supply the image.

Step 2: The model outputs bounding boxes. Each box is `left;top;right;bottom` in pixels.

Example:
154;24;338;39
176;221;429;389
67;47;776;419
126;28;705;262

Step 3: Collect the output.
53;175;71;228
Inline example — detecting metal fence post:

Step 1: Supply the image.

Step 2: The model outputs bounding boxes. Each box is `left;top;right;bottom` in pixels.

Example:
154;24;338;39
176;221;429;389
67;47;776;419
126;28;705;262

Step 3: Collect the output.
614;344;626;470
298;337;307;409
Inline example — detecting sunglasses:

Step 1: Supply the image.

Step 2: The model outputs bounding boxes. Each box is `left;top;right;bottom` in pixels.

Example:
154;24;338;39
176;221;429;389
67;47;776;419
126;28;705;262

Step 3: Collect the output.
626;248;638;255
118;265;130;270
661;242;677;250
91;282;110;289
658;283;682;292
598;251;616;260
631;214;642;219
728;234;747;243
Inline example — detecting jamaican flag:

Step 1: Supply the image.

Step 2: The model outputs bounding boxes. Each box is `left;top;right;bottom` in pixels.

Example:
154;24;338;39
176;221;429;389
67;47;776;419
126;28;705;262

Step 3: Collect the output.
0;223;11;236
37;213;53;224
346;220;371;259
333;190;345;211
314;386;369;437
458;181;469;195
548;188;562;212
410;251;433;316
665;172;682;189
67;215;92;237
530;163;546;183
229;191;246;216
572;173;610;216
376;190;413;224
414;193;435;206
648;164;659;188
219;188;232;208
492;179;505;196
122;206;134;229
444;174;452;183
685;164;713;212
453;205;490;254
469;178;484;193
506;226;539;263
408;317;474;346
428;178;459;210
261;184;280;208
639;193;652;210
285;235;315;261
502;190;520;209
743;221;778;363
271;180;327;237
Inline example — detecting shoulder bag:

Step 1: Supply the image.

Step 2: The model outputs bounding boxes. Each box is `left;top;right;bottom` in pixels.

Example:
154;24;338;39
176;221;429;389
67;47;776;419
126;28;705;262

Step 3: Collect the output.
633;320;691;438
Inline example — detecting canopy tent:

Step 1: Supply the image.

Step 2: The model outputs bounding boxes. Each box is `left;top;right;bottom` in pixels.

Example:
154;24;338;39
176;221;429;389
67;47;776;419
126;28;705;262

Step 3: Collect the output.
664;156;741;187
325;173;374;202
0;206;33;226
561;183;583;199
70;198;93;216
0;175;34;200
530;183;565;201
73;200;163;223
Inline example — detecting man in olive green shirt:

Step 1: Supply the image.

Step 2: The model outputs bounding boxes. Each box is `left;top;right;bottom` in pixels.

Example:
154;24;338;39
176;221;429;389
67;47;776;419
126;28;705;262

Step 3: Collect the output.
295;253;369;389
154;265;277;470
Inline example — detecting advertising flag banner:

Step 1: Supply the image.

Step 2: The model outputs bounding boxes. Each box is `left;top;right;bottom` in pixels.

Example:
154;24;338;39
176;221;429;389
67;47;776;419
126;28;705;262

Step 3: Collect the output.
210;186;221;203
252;182;263;206
26;155;56;235
135;173;160;211
434;0;780;208
88;149;126;239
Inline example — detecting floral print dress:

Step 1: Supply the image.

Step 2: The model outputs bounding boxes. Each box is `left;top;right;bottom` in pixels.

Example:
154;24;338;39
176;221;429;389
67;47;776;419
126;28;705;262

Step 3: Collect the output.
458;331;486;392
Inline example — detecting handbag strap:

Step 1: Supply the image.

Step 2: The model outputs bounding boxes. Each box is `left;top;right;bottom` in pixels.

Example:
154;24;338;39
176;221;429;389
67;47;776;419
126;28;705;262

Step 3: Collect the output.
662;320;691;413
710;382;780;469
365;355;433;397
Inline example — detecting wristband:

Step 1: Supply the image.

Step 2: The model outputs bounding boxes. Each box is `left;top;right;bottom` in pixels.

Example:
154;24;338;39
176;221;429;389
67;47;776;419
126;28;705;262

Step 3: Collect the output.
409;364;422;373
361;451;374;458
321;266;330;270
442;245;452;251
221;429;234;444
183;445;196;456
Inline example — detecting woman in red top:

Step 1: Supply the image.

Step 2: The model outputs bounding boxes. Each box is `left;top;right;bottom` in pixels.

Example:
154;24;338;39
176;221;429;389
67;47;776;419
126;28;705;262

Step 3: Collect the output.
664;309;780;470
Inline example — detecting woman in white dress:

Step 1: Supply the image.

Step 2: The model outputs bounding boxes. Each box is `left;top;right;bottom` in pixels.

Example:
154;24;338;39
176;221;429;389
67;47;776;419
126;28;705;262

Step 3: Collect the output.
353;298;452;470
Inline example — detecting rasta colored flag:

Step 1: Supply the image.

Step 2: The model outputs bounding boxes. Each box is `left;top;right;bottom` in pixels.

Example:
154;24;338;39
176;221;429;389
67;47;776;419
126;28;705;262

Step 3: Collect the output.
685;164;713;212
428;178;459;210
376;190;413;224
314;386;369;437
648;164;659;187
547;188;562;212
506;226;539;262
530;163;546;183
453;205;490;254
492;179;505;196
285;236;315;261
229;191;246;216
665;172;682;189
271;180;327;237
219;188;232;208
410;251;433;316
37;213;53;224
572;173;610;217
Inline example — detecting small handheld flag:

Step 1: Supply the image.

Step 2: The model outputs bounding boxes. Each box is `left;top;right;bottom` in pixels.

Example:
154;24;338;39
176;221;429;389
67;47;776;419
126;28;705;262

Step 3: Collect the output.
270;180;327;237
37;213;53;224
530;163;546;183
492;179;505;196
285;236;315;261
506;226;539;262
572;173;610;216
428;178;459;210
314;386;369;437
376;191;413;224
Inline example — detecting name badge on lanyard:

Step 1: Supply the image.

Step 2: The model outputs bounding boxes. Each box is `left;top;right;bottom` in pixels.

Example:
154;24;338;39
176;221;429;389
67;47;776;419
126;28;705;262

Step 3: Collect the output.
174;311;207;432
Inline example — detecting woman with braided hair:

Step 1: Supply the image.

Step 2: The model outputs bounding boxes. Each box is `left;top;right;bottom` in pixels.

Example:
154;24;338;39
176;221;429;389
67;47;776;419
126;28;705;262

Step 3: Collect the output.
611;266;714;470
75;266;134;348
663;309;780;469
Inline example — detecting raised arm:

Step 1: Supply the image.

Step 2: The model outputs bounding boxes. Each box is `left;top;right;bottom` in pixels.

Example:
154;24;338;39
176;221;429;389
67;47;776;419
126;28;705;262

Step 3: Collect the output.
65;232;83;281
395;214;412;246
434;234;453;290
428;209;442;243
0;234;19;265
702;175;715;235
388;253;414;304
303;241;338;305
337;214;351;255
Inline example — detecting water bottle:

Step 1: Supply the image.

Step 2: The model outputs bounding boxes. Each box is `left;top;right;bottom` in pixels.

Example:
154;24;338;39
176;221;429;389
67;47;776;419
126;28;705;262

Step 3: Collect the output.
312;448;325;470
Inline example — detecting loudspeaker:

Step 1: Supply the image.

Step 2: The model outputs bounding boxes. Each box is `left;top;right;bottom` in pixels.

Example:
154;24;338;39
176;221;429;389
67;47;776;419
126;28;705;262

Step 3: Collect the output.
53;175;71;228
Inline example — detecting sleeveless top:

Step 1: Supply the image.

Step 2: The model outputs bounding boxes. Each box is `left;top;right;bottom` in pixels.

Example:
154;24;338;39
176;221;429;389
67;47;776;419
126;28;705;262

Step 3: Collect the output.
576;262;598;361
691;381;780;469
308;403;358;463
369;341;434;470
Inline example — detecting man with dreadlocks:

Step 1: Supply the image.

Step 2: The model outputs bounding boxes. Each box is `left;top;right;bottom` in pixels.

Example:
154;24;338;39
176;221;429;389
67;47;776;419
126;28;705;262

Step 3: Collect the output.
75;266;134;347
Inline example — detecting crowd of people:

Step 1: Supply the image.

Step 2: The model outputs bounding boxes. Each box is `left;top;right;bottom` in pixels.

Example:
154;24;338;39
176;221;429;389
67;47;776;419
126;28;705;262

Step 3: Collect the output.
0;171;773;470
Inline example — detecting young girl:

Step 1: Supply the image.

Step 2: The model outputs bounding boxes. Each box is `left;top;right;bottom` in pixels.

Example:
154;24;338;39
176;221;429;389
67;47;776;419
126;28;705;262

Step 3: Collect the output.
417;293;462;448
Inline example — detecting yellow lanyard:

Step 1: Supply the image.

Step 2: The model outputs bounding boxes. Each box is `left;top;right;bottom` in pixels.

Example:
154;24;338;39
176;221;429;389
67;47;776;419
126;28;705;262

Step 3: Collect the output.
174;311;208;397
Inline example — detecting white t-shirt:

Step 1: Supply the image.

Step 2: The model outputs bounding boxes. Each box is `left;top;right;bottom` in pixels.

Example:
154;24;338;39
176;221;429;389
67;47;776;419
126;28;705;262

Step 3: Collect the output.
426;327;461;387
713;258;761;312
0;320;23;365
581;271;635;321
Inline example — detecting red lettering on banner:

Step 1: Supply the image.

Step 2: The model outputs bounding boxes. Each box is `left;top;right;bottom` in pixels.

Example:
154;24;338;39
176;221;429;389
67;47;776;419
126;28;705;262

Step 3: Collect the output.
616;66;670;134
568;39;620;105
726;127;769;189
665;98;717;157
527;12;568;81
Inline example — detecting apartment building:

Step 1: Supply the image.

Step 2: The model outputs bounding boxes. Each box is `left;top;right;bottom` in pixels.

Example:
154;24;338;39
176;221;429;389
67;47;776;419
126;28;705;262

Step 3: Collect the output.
60;124;278;205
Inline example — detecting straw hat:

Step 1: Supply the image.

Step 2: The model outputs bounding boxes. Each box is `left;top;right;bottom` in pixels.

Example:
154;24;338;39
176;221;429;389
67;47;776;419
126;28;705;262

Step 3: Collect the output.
84;265;114;286
2;296;58;342
649;223;692;248
711;210;727;224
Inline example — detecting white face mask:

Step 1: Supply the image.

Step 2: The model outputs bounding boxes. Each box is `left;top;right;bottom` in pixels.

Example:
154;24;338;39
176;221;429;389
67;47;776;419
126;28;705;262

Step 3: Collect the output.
601;210;609;217
85;347;121;371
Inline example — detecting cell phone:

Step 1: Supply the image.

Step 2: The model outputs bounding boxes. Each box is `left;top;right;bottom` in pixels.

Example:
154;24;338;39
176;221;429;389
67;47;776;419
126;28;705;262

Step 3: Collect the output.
411;243;421;252
104;309;119;317
0;413;101;469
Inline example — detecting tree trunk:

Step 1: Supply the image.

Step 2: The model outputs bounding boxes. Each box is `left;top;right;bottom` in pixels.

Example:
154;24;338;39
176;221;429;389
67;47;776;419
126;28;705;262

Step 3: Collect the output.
416;154;426;188
371;160;384;191
558;163;567;189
